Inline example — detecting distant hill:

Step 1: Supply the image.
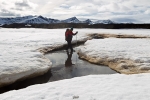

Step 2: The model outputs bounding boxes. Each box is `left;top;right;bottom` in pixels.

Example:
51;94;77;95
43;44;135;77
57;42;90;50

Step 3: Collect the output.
1;15;150;29
0;15;115;25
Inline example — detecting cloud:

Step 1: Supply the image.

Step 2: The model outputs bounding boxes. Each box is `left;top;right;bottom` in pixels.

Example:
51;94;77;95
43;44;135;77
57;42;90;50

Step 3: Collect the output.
15;0;30;7
0;0;37;17
34;0;66;15
37;0;150;23
112;17;139;23
0;0;150;23
60;4;70;9
145;9;150;14
0;9;18;16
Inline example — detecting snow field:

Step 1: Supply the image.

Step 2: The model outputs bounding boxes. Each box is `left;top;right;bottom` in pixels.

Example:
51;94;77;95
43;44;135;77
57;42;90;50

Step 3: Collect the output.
0;73;150;100
0;28;150;100
77;38;150;74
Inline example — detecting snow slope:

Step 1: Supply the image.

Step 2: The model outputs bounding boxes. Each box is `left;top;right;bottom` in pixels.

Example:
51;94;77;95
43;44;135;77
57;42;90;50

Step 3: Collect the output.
0;73;150;100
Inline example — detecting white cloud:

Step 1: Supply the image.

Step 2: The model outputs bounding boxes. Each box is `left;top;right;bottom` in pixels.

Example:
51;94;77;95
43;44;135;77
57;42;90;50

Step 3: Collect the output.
145;9;150;14
0;0;150;23
33;0;66;15
0;0;37;17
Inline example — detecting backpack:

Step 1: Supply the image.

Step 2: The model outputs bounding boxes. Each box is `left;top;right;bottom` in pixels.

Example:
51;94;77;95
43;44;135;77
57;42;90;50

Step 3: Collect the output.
65;28;69;37
65;28;72;41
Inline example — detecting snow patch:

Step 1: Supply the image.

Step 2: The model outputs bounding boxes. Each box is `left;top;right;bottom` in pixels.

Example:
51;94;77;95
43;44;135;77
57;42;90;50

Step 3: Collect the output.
77;38;150;74
0;74;150;100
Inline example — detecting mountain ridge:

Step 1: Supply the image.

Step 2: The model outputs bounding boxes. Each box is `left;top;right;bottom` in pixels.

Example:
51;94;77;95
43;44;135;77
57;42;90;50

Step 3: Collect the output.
0;15;115;25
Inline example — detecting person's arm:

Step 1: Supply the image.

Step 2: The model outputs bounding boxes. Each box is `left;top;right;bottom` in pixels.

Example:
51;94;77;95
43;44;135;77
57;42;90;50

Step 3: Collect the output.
72;31;78;35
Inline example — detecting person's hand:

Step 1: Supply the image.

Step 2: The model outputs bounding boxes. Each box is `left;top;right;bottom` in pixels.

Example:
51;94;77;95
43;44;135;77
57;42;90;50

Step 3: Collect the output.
76;31;78;34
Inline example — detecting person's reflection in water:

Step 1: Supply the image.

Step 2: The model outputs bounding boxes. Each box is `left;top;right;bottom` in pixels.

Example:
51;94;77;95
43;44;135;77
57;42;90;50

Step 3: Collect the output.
65;51;74;67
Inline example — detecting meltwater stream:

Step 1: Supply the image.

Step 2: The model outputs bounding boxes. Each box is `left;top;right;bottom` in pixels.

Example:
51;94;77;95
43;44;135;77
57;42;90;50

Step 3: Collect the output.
45;50;116;82
0;50;116;94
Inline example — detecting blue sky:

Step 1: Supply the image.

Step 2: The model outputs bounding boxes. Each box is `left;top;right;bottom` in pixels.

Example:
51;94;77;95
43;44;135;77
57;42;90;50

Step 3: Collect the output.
0;0;150;23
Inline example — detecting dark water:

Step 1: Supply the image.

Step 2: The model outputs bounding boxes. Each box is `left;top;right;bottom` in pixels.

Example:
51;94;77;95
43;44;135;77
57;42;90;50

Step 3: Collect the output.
0;50;116;94
45;50;116;82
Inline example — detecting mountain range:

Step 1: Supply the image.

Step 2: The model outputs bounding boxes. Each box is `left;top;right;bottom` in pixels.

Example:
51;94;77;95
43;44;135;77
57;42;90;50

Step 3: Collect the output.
0;15;115;25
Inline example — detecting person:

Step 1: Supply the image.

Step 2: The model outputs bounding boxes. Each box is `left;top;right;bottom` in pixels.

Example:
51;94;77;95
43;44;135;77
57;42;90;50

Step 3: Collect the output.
65;27;78;52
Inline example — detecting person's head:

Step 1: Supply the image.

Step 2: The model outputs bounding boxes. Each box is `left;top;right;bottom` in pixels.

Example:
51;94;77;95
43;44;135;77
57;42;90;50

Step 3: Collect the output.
70;27;73;31
66;28;69;32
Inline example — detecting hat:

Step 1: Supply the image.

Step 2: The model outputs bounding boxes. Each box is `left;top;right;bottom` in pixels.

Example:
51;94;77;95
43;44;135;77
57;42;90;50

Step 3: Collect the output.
70;27;73;30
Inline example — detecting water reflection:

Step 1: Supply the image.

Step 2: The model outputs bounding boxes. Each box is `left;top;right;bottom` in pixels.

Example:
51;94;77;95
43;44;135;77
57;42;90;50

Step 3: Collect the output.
65;51;74;67
46;50;117;82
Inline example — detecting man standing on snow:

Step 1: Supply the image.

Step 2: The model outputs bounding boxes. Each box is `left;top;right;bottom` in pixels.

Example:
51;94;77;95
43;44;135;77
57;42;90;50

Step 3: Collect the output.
65;27;78;52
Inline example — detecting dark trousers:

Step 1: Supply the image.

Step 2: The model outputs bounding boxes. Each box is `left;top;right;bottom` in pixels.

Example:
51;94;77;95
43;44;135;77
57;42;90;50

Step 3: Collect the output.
66;40;73;51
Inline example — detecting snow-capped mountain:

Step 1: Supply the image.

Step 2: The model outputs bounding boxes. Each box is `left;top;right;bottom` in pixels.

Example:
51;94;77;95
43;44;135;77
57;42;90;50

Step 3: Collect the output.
94;19;114;24
18;16;49;24
34;16;60;24
0;15;115;25
61;17;81;23
0;16;34;25
0;15;60;25
82;19;93;24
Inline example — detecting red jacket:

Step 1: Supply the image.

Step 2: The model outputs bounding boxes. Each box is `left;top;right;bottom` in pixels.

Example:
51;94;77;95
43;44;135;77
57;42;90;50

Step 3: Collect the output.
65;30;73;37
65;29;77;41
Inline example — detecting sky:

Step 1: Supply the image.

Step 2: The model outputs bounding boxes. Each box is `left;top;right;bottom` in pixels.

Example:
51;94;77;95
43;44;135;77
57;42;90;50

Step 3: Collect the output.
0;0;150;23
